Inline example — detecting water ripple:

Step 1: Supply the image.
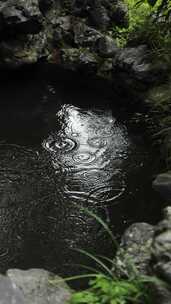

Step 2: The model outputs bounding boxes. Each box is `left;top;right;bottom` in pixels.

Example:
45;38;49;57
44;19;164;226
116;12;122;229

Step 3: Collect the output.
87;184;125;205
72;151;96;166
87;137;107;148
43;136;77;153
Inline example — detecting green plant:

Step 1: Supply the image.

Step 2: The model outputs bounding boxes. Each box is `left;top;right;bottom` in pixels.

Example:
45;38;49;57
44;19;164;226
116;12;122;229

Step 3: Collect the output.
114;0;171;60
49;208;163;304
69;274;152;304
63;208;158;304
113;0;152;47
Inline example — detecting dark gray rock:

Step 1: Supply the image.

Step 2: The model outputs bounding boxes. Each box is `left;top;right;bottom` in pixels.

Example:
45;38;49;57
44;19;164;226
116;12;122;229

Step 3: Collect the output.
113;45;151;81
7;269;72;304
111;0;129;27
162;129;171;169
88;0;128;30
151;284;171;304
89;1;110;31
0;0;166;91
0;275;24;304
97;35;118;57
39;0;54;14
0;31;48;68
152;207;171;284
0;0;42;34
0;0;48;67
151;207;171;304
112;45;168;87
153;171;171;201
114;222;154;277
60;47;98;72
73;22;102;48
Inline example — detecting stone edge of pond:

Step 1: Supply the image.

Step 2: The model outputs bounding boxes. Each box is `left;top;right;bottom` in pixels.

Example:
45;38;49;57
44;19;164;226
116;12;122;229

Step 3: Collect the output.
0;268;72;304
114;206;171;304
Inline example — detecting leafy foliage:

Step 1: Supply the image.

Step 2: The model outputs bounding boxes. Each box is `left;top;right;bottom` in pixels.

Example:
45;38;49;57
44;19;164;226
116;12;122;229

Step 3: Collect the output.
69;274;151;304
114;0;171;59
66;208;154;304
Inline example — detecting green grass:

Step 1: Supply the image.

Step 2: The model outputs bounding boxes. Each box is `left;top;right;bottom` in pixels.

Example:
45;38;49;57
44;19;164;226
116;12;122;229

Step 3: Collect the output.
48;207;164;304
53;207;162;304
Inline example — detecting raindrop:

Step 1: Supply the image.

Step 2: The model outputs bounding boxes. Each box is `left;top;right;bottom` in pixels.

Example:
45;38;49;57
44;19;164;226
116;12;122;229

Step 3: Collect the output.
72;152;96;166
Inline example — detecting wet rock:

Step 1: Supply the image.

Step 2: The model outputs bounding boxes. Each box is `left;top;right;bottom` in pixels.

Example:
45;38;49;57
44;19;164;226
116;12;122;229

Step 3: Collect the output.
152;207;171;283
60;48;98;72
113;45;167;84
151;207;171;304
151;284;171;304
39;0;54;14
114;223;154;277
88;0;128;30
153;171;171;201
97;35;118;58
0;0;166;92
0;31;48;68
0;0;48;67
0;275;24;304
73;22;102;48
52;16;73;47
0;0;129;70
0;0;42;35
64;0;128;30
111;0;129;28
7;269;72;304
89;1;111;31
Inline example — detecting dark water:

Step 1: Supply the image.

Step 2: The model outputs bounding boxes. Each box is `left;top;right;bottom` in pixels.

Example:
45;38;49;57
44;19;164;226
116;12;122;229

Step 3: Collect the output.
0;67;164;280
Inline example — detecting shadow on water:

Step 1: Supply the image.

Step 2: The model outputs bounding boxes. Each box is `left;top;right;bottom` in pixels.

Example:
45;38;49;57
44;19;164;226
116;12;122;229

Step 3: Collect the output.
0;65;165;287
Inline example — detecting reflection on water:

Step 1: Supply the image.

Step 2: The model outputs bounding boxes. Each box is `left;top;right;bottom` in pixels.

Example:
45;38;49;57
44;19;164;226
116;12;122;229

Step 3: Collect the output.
43;105;127;205
0;72;163;280
39;105;130;275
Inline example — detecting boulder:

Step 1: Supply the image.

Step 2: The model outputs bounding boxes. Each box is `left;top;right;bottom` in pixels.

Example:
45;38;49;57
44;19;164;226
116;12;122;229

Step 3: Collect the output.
88;0;128;30
114;222;154;277
73;22;102;48
67;0;128;30
153;171;171;201
151;207;171;304
111;0;129;27
150;285;171;304
0;0;42;35
96;35;118;58
7;268;72;304
0;31;48;68
60;47;98;72
0;275;24;304
38;0;54;14
113;45;167;84
152;207;171;283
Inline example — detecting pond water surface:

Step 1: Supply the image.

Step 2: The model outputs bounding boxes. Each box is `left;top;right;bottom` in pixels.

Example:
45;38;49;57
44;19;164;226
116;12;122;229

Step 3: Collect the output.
0;67;164;280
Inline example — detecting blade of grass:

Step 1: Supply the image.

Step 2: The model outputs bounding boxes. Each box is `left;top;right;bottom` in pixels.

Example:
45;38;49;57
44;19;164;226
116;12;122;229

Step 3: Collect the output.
73;248;114;278
68;263;103;275
72;205;118;249
49;274;98;285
